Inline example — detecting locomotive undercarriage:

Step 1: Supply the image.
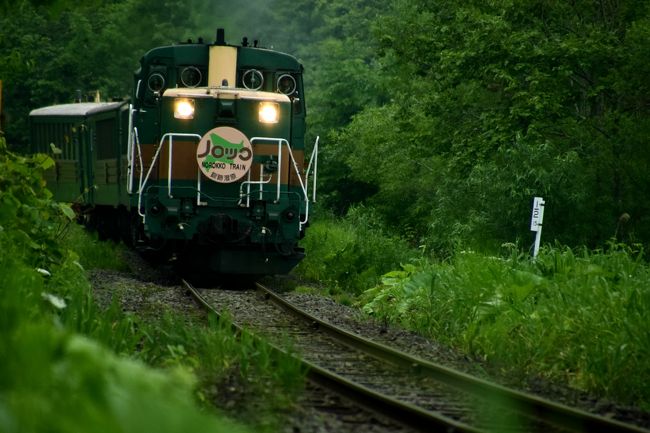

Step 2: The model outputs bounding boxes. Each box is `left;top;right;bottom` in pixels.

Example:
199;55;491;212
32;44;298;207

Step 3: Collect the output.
85;201;304;277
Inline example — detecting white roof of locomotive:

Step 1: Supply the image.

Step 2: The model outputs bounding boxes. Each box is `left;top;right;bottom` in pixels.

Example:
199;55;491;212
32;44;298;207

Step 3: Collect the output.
163;87;291;103
30;102;125;117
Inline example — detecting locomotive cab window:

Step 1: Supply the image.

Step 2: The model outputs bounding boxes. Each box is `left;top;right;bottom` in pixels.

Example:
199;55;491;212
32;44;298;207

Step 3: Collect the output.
276;74;297;96
241;69;264;90
147;72;165;94
179;66;205;88
276;72;304;115
143;64;169;106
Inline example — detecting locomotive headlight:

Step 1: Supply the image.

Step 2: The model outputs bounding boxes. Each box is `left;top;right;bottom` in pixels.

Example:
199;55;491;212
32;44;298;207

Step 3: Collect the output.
259;102;279;124
174;98;195;119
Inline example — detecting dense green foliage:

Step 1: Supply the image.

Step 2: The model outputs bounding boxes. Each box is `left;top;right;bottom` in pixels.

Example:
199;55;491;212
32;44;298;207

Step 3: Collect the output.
0;0;199;145
327;0;650;250
296;206;416;295
360;245;650;407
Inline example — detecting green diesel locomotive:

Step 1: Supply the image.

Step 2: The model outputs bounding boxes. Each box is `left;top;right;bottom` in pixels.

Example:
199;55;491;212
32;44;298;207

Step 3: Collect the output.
30;29;318;277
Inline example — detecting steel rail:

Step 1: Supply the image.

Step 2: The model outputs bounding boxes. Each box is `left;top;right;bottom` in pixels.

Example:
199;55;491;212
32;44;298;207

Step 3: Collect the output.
183;279;481;433
255;282;649;433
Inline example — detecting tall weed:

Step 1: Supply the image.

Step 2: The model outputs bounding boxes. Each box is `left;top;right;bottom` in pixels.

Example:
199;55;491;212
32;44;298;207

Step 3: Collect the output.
139;311;306;418
296;206;416;293
360;245;650;407
60;223;129;272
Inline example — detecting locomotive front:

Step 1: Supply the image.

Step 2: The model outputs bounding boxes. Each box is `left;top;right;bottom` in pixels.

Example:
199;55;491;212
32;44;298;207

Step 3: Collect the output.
129;31;316;276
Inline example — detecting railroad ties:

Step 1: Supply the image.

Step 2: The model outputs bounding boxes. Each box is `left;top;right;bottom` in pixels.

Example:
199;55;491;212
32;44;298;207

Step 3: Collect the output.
183;280;649;433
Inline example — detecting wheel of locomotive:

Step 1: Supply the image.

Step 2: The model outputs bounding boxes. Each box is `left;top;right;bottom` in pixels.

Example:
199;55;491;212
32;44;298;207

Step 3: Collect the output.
129;212;147;250
116;206;133;246
95;206;119;241
275;241;293;256
129;212;171;262
83;209;98;233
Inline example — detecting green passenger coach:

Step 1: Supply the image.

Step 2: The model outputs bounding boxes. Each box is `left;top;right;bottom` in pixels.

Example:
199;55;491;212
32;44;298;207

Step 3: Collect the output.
30;102;129;206
29;29;318;277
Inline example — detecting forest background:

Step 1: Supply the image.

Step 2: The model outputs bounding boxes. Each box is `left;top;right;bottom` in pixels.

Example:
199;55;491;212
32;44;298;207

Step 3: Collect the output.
2;0;650;252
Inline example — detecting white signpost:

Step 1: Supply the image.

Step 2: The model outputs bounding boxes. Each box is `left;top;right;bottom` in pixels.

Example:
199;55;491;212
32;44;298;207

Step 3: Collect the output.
530;197;545;258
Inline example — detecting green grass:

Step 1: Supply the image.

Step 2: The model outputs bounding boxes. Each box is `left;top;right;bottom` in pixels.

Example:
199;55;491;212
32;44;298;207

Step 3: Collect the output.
60;222;129;272
134;310;306;430
0;221;253;433
359;244;650;408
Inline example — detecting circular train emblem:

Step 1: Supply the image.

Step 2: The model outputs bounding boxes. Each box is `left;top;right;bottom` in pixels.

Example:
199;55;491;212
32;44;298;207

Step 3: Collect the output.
197;126;253;183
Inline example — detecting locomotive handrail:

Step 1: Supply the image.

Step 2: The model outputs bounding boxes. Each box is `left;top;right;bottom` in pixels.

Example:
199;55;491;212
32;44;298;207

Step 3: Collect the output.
239;137;288;206
137;132;201;221
126;104;134;193
247;137;290;204
133;132;318;227
126;106;145;195
165;133;203;199
136;128;144;197
196;166;207;207
127;126;144;195
242;136;319;228
285;140;310;226
290;136;319;226
306;136;319;203
238;165;273;207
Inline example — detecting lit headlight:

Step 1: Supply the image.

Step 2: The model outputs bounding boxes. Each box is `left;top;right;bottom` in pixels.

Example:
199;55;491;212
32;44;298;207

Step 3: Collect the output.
174;98;195;119
259;102;279;124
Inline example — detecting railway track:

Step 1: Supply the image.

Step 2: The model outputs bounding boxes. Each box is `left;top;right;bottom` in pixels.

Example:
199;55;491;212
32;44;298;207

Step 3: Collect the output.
184;279;649;433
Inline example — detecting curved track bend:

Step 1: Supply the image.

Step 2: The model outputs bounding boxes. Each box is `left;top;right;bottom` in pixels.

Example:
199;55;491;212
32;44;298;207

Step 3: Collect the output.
184;279;649;433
